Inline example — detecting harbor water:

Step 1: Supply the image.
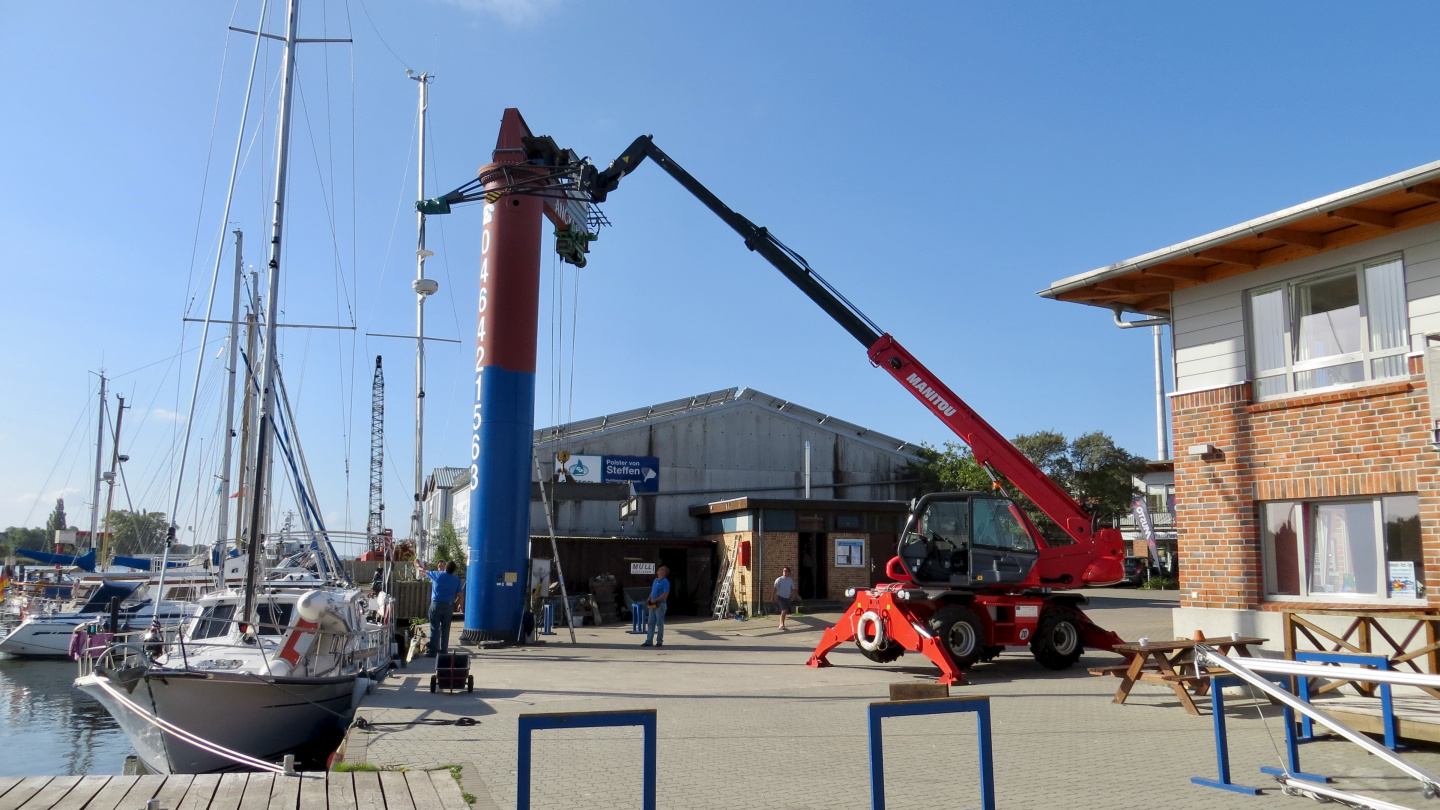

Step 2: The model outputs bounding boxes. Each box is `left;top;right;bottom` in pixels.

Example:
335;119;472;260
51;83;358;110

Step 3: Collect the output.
0;655;134;776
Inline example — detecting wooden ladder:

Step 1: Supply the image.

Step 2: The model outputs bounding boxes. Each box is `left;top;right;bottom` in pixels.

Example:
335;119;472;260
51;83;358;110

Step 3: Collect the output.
712;542;741;620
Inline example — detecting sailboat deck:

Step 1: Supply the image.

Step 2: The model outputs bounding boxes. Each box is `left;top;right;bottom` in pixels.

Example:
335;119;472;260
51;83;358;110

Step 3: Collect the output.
0;770;464;810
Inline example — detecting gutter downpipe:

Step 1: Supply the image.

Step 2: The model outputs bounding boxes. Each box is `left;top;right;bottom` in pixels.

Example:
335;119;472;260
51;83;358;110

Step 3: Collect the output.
1112;306;1171;461
754;509;764;618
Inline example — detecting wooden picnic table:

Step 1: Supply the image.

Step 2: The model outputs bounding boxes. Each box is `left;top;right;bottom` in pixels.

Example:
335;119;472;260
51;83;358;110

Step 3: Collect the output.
1089;636;1267;715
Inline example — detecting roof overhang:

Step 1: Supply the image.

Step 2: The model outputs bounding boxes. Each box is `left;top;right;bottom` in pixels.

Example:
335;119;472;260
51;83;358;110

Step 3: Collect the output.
1039;158;1440;315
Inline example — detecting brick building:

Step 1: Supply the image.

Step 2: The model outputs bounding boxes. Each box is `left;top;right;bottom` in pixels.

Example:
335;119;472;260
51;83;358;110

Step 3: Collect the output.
691;497;910;615
1042;159;1440;646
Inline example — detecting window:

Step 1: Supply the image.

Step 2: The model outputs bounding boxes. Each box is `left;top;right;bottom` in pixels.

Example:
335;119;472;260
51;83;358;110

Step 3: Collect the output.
763;510;796;532
1247;256;1408;398
971;498;1037;552
1146;484;1175;514
192;603;236;639
256;603;294;635
835;514;861;531
1262;494;1424;600
706;513;752;534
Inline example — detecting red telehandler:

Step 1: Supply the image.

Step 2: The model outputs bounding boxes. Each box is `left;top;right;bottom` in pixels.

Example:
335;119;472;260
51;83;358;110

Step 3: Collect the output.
576;136;1129;684
415;131;1131;684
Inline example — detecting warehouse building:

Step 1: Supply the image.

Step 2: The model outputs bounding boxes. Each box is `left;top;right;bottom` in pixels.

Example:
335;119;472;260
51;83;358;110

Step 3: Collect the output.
1042;158;1440;647
431;387;924;615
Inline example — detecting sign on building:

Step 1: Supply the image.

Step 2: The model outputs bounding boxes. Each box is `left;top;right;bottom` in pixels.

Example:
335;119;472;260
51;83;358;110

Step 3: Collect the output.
631;562;656;576
603;456;660;493
834;538;866;567
554;453;660;492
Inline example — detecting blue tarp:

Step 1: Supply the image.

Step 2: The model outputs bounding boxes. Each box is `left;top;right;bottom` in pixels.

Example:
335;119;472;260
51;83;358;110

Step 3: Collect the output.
77;579;143;613
14;548;96;572
111;555;189;572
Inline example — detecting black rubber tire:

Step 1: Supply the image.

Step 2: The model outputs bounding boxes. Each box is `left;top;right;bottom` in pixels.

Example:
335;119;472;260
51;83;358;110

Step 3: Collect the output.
857;638;905;663
1030;609;1084;670
467;676;474;692
928;604;986;669
429;676;437;693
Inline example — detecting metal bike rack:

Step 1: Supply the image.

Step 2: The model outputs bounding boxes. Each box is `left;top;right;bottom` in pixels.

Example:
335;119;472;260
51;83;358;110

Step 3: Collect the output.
516;709;657;810
867;696;995;810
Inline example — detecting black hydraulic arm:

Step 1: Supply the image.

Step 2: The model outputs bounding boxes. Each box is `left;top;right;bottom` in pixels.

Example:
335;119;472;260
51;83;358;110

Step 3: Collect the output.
589;136;883;348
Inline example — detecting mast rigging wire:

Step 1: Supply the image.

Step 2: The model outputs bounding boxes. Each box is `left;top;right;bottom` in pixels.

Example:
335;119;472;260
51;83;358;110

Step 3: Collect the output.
168;0;274;549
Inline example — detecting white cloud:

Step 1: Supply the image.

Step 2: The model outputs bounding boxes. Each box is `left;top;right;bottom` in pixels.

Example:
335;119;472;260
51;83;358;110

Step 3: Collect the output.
152;408;184;422
7;486;80;507
433;0;563;25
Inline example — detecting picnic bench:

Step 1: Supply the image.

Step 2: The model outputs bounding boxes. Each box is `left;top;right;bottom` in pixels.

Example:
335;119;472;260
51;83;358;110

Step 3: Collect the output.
1089;636;1266;715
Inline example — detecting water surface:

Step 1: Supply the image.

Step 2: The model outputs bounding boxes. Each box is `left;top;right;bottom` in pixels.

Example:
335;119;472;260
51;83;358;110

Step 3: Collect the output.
0;656;135;776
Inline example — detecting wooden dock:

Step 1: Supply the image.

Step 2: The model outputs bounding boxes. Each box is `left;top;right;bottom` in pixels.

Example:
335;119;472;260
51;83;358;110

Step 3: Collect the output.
0;770;467;810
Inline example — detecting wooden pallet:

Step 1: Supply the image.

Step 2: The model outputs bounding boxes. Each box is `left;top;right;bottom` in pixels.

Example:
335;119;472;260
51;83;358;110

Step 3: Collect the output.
0;770;467;810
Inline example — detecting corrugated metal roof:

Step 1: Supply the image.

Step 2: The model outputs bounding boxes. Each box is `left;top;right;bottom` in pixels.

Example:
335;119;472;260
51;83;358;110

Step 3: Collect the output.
427;466;468;492
533;386;919;457
1039;157;1440;314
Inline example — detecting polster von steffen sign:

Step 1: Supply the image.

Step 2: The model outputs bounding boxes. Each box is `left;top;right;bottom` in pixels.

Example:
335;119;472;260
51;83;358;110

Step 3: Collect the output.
554;454;660;493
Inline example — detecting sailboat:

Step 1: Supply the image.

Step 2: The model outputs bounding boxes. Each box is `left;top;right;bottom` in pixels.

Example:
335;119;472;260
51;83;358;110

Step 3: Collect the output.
75;0;395;773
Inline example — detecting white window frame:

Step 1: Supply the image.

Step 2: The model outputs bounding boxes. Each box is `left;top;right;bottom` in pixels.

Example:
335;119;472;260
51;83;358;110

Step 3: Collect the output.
1260;495;1422;604
1245;254;1409;399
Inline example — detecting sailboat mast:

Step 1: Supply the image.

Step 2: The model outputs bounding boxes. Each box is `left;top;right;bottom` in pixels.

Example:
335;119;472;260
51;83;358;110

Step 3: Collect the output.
88;373;107;554
235;270;259;550
100;395;127;567
244;0;302;624
217;230;243;552
410;70;435;560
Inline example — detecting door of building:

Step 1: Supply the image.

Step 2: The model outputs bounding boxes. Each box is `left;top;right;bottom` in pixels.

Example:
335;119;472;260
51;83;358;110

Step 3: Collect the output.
658;548;690;614
869;533;898;586
798;532;828;600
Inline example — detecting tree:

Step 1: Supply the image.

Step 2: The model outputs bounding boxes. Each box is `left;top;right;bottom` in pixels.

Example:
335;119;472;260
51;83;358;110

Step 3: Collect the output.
45;499;68;534
1;526;49;558
432;521;466;577
108;510;170;556
912;430;1146;544
910;442;992;494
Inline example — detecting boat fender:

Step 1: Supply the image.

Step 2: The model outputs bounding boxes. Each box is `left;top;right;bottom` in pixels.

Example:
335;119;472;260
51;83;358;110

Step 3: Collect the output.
296;590;354;634
856;610;886;652
268;658;293;678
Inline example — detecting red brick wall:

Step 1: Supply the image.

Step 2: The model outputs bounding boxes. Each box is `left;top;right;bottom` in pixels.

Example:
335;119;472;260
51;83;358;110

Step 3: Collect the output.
1171;366;1438;611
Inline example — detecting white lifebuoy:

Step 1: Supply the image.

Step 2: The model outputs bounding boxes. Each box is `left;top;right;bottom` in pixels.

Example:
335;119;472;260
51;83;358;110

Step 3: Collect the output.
856;610;887;652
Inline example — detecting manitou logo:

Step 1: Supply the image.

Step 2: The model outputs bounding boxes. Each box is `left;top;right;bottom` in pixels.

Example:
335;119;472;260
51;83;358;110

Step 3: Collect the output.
906;373;958;417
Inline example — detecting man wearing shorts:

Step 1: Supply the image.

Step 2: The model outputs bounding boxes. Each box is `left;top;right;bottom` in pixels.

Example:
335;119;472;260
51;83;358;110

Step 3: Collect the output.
773;566;797;631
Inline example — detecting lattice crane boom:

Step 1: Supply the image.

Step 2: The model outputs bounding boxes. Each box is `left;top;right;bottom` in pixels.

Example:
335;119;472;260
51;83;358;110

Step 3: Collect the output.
367;356;385;539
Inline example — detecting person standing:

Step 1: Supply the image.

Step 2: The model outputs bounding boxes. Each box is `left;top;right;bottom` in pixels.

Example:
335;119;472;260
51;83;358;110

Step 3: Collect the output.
642;565;670;647
773;566;797;631
417;559;463;656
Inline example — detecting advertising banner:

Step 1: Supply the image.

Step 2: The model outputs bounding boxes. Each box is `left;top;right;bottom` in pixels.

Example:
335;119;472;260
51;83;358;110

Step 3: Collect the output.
554;454;660;492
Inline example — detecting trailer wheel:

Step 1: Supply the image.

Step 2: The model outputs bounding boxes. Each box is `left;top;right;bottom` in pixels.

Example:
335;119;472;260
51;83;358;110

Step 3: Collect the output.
929;605;985;669
1030;610;1083;670
857;638;905;663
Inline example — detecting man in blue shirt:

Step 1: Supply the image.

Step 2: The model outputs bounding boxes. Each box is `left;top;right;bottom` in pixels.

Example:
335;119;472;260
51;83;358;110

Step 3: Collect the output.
416;559;463;656
642;565;670;647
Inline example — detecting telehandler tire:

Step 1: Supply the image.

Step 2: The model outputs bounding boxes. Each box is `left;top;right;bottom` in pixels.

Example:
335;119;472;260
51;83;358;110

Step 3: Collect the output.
929;605;985;669
1030;609;1084;670
857;638;905;663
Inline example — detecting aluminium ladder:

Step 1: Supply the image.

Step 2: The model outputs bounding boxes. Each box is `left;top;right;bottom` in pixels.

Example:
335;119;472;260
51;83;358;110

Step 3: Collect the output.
712;542;741;620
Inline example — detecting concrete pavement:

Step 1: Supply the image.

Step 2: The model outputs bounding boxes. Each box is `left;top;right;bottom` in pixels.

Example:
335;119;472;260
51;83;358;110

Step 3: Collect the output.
349;589;1440;808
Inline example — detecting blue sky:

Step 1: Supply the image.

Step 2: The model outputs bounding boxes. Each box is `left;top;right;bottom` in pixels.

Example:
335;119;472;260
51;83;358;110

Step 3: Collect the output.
3;1;1439;541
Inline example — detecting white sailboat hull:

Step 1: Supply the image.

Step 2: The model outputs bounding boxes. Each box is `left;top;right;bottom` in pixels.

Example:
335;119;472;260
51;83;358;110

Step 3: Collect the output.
77;669;367;773
0;604;193;658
